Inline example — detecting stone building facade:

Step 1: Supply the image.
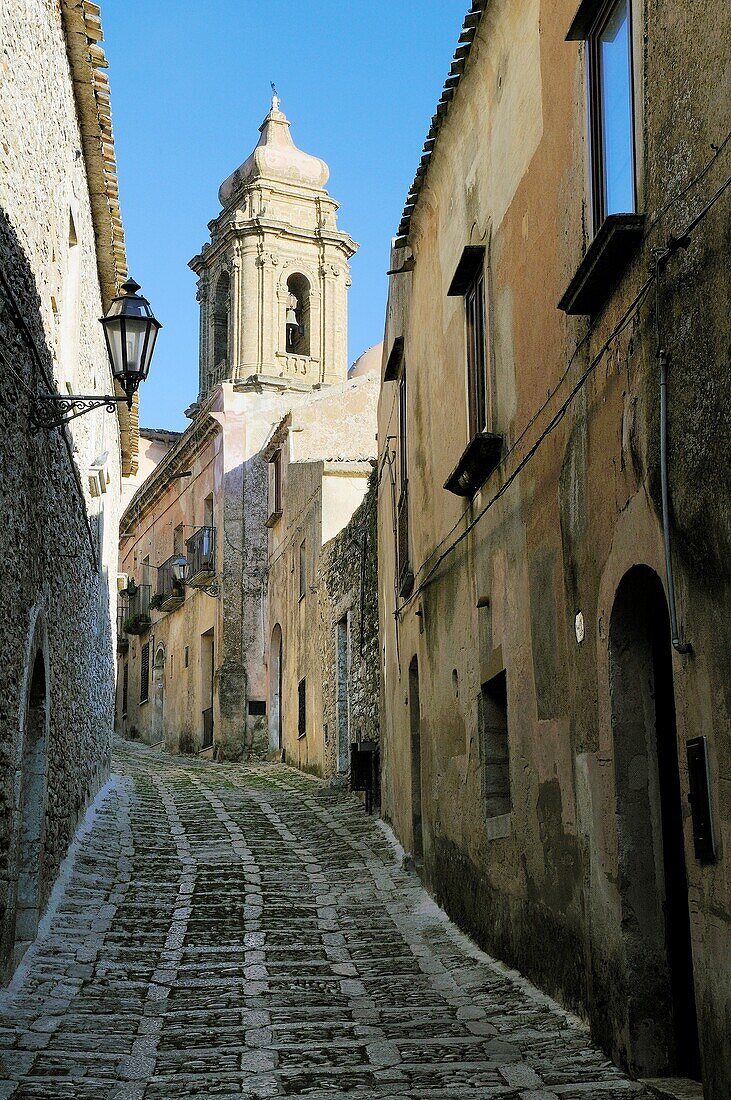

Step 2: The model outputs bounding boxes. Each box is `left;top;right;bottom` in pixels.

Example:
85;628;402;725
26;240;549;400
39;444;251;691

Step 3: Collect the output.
0;0;134;980
377;1;730;1097
265;363;378;777
117;96;360;761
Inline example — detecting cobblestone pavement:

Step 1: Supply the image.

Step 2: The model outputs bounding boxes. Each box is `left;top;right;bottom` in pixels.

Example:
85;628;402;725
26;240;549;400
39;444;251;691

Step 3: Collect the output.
0;740;652;1100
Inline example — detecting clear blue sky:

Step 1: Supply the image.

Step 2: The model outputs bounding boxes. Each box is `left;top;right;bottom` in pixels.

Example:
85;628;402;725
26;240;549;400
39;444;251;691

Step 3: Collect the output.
102;0;465;431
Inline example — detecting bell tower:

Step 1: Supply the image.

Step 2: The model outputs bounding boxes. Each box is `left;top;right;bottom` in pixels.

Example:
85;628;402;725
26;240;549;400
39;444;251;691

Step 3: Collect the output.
190;94;357;403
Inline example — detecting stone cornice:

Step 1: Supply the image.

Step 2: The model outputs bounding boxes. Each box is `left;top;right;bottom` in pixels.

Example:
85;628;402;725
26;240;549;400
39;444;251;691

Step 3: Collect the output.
189;218;357;274
60;0;138;477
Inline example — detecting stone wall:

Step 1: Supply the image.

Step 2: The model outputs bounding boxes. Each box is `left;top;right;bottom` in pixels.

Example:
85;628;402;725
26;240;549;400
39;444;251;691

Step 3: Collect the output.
318;469;379;780
0;0;123;981
377;0;730;1095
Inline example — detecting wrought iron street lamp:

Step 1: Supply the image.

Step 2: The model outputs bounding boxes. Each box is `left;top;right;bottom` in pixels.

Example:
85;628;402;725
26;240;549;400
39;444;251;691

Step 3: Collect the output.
31;279;161;428
169;554;220;598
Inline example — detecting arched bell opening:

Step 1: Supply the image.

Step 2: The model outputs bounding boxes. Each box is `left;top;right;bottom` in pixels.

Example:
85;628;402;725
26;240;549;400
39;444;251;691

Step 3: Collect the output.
285;272;310;356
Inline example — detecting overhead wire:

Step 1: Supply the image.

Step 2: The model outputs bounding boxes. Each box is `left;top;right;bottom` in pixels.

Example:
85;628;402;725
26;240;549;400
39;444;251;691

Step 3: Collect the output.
393;164;731;618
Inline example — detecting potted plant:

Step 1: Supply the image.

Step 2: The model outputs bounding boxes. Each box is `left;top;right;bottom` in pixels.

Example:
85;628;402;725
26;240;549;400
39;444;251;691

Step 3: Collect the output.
123;611;151;636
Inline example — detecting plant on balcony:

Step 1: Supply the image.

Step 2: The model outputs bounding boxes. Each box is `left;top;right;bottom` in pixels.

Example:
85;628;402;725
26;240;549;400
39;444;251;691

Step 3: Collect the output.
149;593;164;611
123;612;151;636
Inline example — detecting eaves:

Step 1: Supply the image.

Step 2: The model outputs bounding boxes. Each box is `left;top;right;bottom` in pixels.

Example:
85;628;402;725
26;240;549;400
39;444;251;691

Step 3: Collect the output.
394;0;488;249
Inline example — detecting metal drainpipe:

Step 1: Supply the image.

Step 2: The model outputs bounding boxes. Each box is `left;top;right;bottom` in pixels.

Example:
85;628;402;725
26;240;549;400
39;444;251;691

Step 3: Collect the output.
659;348;692;654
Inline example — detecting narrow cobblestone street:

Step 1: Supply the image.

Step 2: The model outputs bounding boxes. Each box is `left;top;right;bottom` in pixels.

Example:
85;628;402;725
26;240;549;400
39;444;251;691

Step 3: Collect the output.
0;741;652;1099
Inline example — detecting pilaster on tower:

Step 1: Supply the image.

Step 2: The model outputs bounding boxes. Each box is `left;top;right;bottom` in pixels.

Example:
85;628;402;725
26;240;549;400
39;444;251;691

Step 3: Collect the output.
189;94;357;405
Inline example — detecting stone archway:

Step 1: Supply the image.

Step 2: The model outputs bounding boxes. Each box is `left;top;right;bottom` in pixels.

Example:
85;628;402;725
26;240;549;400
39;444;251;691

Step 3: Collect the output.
14;648;49;969
269;624;283;753
609;565;700;1081
151;644;165;747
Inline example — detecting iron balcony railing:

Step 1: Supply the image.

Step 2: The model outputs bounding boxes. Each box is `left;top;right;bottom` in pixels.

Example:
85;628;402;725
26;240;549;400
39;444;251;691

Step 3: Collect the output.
397;485;415;598
157;555;185;612
186;526;216;585
123;583;151;635
116;601;129;652
202;707;214;750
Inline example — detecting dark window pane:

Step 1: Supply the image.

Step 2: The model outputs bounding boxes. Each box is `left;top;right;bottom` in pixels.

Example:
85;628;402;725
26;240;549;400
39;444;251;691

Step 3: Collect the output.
466;273;487;436
599;0;634;216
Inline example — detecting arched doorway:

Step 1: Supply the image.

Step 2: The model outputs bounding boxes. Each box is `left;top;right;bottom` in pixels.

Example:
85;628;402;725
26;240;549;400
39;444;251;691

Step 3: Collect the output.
151;644;165;746
14;649;49;967
609;566;700;1081
269;624;283;752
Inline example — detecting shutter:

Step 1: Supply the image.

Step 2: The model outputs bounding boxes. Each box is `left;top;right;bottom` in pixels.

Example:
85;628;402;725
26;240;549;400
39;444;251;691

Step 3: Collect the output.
140;642;150;702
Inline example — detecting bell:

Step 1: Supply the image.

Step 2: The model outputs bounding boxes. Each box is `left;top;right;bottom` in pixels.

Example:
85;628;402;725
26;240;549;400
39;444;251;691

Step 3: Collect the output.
286;307;298;326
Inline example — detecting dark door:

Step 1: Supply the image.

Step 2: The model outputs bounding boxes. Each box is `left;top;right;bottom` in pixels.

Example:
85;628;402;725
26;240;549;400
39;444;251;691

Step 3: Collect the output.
610;566;700;1080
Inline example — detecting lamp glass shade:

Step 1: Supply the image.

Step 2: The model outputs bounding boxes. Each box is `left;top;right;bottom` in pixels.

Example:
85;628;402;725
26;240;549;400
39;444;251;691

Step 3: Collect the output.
170;556;189;585
100;279;161;398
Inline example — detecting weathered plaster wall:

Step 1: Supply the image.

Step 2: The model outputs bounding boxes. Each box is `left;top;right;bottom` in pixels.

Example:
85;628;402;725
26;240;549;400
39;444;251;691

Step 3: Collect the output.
267;376;378;776
0;0;123;980
117;421;219;754
378;0;730;1094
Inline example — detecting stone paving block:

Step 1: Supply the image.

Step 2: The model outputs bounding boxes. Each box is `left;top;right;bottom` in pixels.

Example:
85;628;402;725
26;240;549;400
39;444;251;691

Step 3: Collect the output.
0;741;655;1098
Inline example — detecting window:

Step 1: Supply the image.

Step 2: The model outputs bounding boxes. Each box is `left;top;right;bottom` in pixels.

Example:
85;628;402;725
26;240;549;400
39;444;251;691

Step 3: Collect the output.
140;642;150;704
299;540;307;600
465;269;489;438
184;646;190;669
248;700;266;716
397;367;414;597
443;246;502;497
588;0;636;230
298;678;306;738
285;273;310;355
204;493;214;529
169;653;174;680
478;670;510;817
122;662;128;716
267;450;282;524
173;524;185;556
398;370;408;491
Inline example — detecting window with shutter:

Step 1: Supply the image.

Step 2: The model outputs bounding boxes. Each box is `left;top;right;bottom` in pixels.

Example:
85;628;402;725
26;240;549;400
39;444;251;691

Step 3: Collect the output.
140;642;150;703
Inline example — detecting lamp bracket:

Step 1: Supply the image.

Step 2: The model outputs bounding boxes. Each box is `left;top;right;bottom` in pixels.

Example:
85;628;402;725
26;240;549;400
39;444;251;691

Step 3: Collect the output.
30;393;131;429
200;581;221;599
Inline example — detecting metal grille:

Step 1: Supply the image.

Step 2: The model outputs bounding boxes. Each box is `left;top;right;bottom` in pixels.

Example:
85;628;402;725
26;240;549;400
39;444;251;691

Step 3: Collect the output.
186;526;216;579
298;678;306;738
157;555;185;603
121;663;128;716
